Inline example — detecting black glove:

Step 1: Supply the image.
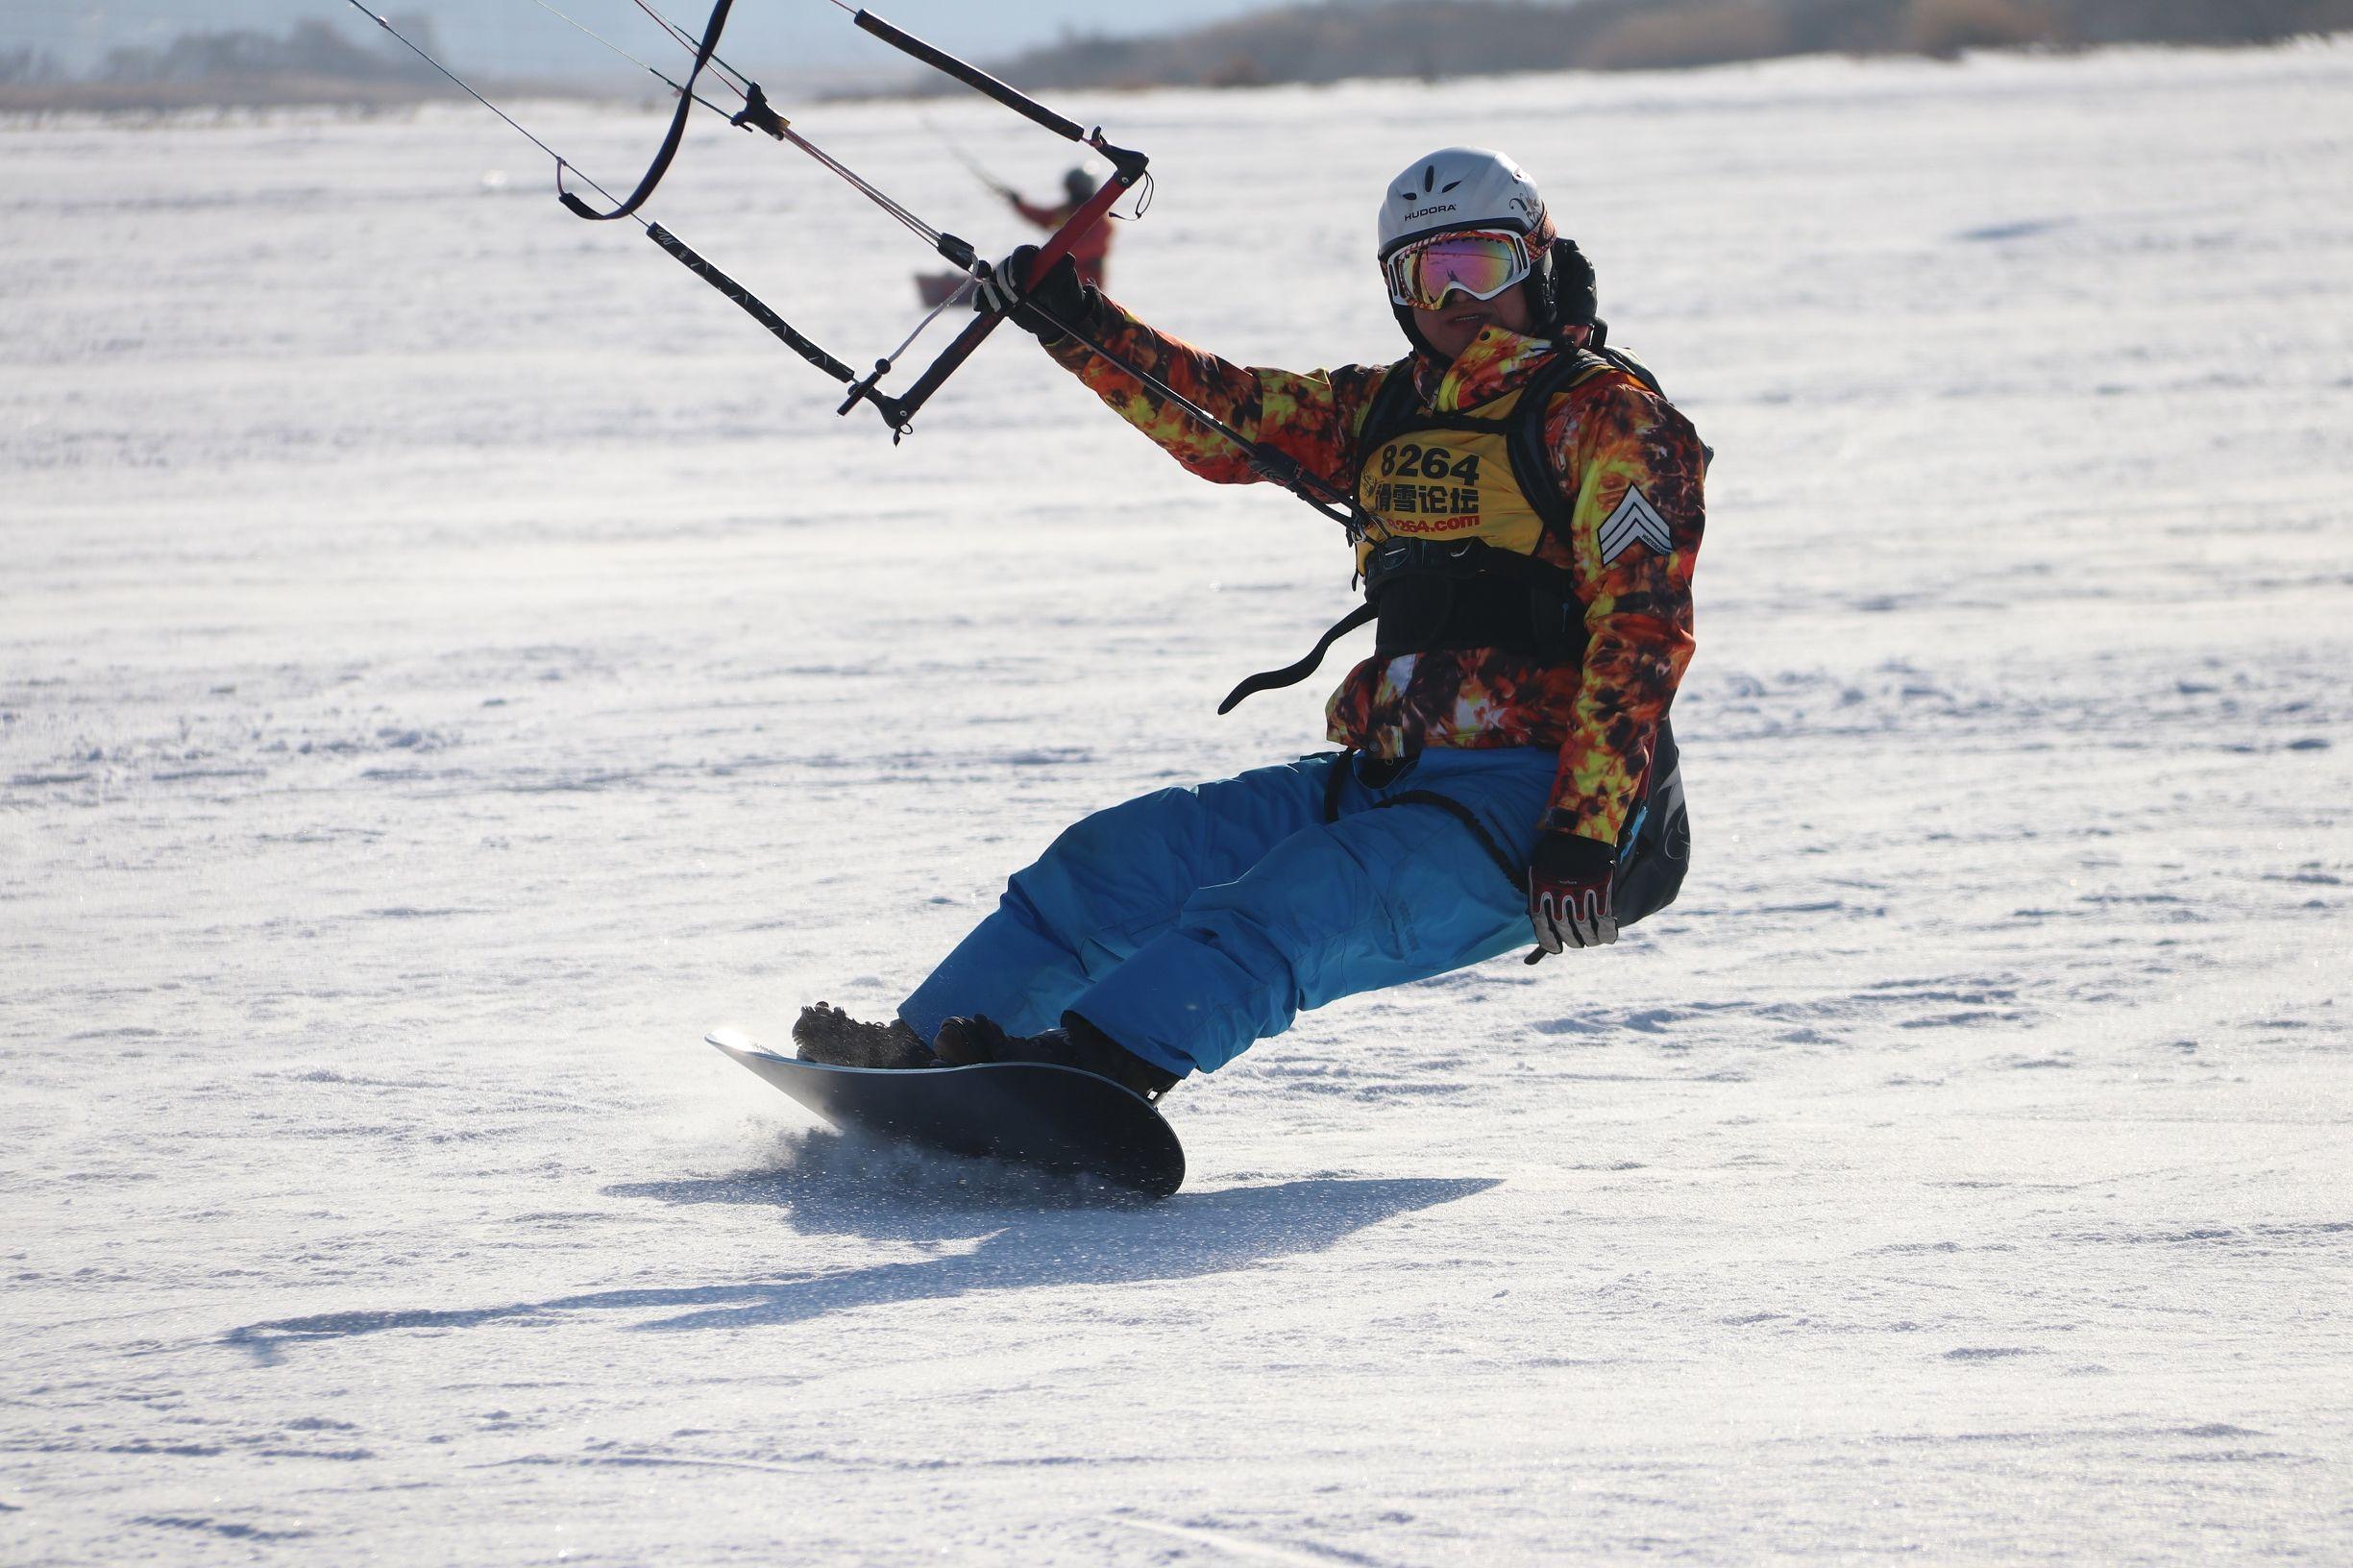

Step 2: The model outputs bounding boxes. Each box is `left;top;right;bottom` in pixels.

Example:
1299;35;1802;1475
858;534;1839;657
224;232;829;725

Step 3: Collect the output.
973;244;1088;343
1527;830;1618;959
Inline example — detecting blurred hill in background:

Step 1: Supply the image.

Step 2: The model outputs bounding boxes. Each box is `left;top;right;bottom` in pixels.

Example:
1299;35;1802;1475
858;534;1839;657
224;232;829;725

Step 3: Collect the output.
994;0;2353;89
3;0;2348;112
0;13;562;111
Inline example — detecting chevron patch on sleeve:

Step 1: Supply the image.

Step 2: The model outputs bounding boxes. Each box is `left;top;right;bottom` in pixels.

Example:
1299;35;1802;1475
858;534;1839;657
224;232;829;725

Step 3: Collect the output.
1597;486;1674;564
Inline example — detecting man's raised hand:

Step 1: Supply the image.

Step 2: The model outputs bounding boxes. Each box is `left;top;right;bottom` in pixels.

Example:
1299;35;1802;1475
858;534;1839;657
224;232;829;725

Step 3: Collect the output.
973;245;1087;342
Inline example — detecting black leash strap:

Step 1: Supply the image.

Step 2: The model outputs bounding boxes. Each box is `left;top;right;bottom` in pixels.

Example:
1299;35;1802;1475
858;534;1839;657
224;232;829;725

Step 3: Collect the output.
558;0;735;222
1216;603;1376;715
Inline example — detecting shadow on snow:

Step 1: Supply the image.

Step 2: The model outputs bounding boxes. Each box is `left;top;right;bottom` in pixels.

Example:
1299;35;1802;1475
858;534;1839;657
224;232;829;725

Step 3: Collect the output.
224;1133;1494;1359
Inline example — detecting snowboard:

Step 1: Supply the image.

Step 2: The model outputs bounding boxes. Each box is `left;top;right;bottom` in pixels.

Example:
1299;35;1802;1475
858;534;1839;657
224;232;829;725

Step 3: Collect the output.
708;1028;1185;1199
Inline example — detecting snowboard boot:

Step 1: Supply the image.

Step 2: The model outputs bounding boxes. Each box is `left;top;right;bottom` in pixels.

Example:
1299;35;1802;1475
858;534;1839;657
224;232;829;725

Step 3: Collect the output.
931;1012;1180;1100
791;1002;935;1069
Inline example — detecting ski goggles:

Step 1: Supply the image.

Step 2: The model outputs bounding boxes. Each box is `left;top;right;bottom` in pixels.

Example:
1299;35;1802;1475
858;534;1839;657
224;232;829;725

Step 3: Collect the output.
1381;228;1537;310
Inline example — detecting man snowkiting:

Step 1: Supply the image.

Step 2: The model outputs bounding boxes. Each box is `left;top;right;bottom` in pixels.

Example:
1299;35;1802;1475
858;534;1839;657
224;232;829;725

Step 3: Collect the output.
798;147;1704;1098
917;167;1114;310
1002;167;1115;290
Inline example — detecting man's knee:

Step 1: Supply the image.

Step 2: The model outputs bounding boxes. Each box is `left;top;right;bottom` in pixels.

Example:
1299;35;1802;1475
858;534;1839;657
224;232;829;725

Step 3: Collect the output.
1041;785;1201;870
1006;786;1202;946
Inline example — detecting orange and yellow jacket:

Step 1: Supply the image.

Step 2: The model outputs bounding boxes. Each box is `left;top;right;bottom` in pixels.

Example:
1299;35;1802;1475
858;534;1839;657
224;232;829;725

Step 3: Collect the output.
1042;296;1706;851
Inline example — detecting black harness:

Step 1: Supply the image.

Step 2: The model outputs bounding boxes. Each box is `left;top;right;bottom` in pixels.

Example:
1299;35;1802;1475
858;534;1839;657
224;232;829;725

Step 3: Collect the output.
1218;345;1663;714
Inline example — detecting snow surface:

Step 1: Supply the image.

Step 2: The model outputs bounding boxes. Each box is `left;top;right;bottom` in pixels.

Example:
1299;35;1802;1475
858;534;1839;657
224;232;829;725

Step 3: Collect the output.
5;40;2352;1567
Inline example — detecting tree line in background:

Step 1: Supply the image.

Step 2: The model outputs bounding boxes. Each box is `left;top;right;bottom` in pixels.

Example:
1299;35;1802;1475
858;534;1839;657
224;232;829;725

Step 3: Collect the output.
2;0;2347;112
0;16;466;111
995;0;2353;89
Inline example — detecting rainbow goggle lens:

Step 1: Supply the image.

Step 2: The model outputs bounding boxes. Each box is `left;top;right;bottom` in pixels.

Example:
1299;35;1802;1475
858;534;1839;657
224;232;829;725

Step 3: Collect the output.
1382;228;1537;310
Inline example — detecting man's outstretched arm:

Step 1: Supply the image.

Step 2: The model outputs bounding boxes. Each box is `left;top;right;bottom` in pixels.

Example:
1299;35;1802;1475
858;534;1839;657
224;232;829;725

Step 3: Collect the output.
1004;259;1389;491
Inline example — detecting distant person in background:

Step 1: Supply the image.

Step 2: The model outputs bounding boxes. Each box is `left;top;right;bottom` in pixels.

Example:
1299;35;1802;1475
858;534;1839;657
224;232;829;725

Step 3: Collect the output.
915;167;1115;308
801;148;1703;1098
1003;167;1113;289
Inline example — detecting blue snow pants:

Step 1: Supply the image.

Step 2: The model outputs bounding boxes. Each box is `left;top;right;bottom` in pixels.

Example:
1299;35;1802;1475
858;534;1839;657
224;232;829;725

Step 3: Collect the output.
899;747;1556;1079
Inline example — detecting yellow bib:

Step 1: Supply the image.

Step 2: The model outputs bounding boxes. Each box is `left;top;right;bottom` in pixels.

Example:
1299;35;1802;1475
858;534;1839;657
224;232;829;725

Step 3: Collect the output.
1353;383;1548;574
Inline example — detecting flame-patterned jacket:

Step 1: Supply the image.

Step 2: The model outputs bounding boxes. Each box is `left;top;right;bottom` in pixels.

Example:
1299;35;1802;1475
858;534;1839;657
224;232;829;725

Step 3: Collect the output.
1042;297;1704;847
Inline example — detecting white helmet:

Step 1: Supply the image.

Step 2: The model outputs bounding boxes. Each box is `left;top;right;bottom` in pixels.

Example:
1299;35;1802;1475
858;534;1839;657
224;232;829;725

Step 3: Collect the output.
1377;146;1554;258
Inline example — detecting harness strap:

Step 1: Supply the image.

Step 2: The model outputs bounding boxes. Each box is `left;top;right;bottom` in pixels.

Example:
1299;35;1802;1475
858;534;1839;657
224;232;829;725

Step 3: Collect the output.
1366;727;1681;911
1499;350;1611;554
1311;720;1685;919
1593;343;1665;397
1356;360;1423;455
1314;757;1524;894
1320;753;1352;823
1374;791;1528;894
1365;534;1562;588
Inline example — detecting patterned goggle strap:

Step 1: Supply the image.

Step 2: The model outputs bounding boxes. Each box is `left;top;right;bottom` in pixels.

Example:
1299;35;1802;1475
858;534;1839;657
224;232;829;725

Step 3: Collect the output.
1381;229;1536;310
